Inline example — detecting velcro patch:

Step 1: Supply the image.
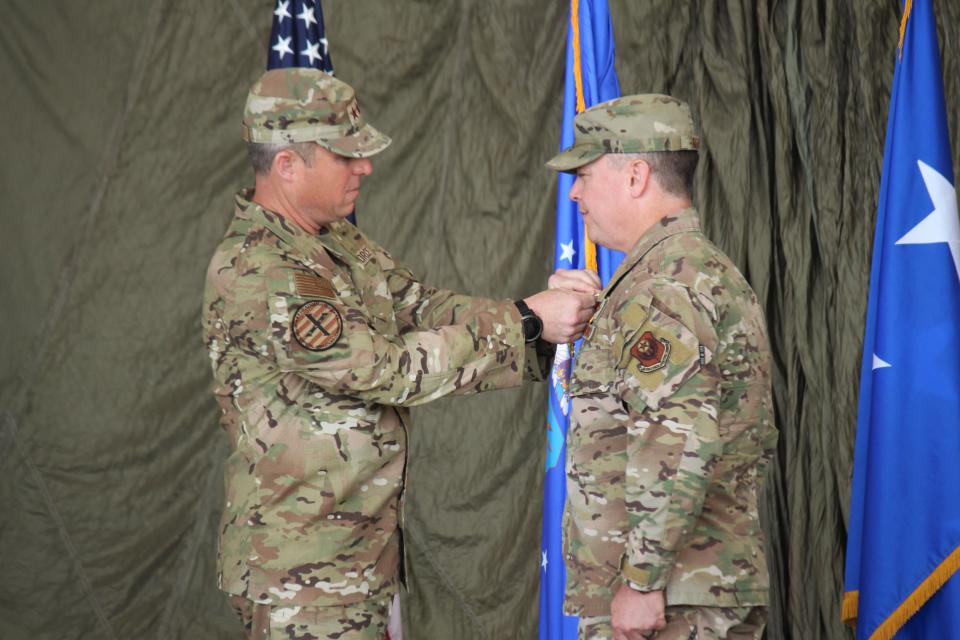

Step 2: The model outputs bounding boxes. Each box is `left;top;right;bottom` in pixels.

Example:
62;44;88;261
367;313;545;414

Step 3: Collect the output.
292;301;342;351
629;331;671;372
294;271;337;299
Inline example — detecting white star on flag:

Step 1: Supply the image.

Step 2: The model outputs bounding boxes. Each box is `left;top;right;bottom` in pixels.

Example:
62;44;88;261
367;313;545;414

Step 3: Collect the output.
559;241;575;264
301;41;322;65
873;354;891;370
272;35;293;60
895;160;960;283
297;5;317;28
541;551;548;571
273;1;291;23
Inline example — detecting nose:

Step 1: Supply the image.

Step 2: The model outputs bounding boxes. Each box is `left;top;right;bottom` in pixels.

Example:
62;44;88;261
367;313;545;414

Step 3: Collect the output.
569;176;582;202
353;158;373;176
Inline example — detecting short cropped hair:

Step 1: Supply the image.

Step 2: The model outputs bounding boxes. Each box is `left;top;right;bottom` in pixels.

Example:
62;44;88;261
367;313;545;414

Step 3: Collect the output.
609;150;699;197
246;141;318;175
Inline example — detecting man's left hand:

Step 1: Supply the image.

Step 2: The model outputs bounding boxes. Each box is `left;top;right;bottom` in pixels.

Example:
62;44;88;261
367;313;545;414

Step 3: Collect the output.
611;585;666;640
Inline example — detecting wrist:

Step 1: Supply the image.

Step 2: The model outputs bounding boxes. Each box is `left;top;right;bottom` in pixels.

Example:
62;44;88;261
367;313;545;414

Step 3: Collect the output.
514;299;543;343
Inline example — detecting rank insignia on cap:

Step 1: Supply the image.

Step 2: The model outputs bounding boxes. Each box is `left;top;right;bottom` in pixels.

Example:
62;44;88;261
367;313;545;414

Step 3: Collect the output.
630;331;671;372
348;100;362;125
294;271;337;299
292;301;343;351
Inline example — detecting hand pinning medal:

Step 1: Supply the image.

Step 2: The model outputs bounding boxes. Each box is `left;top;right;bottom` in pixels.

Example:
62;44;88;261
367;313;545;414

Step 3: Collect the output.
292;301;343;351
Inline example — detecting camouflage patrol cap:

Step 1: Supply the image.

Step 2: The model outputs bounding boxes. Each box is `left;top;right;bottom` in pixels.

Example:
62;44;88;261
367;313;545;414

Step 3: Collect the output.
242;68;391;158
546;94;699;172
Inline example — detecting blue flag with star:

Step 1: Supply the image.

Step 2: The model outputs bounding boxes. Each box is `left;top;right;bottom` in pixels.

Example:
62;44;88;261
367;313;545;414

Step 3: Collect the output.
843;1;960;638
539;2;622;639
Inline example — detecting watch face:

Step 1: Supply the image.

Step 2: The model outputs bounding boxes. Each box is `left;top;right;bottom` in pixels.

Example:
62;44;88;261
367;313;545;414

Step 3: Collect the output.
524;315;543;342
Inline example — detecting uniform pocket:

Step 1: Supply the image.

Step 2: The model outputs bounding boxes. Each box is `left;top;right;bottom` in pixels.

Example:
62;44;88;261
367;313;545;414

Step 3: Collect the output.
618;303;710;412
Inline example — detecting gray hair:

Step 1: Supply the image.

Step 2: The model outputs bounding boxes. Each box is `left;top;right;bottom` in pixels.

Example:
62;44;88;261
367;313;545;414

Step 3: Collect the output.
247;141;318;175
608;150;698;197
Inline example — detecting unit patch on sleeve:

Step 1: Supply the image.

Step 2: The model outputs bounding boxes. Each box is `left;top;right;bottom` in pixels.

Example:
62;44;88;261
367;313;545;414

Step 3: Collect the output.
629;330;671;372
294;271;337;299
292;301;343;351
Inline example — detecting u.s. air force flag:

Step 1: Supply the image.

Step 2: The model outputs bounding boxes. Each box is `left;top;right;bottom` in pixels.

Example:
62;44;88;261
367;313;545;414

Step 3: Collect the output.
843;1;960;638
539;2;622;639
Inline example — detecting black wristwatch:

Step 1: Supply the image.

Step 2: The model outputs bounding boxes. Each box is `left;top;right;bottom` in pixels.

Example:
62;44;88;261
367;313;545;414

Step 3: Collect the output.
514;299;543;343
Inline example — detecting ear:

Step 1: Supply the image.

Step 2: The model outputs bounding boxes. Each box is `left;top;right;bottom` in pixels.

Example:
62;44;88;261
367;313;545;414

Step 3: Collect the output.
272;149;301;182
627;158;652;198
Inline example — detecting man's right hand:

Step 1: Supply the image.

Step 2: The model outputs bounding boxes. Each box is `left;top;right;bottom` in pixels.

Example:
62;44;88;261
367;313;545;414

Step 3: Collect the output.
524;288;597;344
548;268;602;294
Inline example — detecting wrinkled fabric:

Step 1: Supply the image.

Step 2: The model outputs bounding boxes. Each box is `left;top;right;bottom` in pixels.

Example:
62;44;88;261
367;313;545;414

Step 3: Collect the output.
202;190;539;609
1;2;959;639
563;209;776;616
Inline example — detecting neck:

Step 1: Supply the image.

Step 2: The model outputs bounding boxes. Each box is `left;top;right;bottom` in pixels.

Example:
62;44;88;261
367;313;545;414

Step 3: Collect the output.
251;175;320;235
624;195;693;251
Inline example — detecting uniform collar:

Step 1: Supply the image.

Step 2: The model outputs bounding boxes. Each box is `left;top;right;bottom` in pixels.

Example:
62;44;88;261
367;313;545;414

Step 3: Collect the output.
234;188;358;263
600;206;701;299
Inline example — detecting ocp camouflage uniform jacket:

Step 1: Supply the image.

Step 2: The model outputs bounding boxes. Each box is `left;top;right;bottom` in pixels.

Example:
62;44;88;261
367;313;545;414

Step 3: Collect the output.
202;190;547;608
564;207;777;615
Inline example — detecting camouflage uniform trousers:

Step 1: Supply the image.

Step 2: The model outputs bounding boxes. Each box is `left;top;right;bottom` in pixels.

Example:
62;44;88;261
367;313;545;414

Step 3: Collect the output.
578;605;767;640
230;595;389;640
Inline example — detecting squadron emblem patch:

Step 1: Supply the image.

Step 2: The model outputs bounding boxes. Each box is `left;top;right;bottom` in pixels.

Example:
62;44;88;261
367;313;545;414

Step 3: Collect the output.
292;301;342;351
630;331;671;372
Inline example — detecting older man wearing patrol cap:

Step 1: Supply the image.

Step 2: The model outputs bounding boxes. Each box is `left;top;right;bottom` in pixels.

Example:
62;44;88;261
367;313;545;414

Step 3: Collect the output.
202;68;598;639
546;95;778;640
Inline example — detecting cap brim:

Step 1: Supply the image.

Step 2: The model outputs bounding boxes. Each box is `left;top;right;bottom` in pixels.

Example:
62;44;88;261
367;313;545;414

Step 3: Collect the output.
545;143;604;173
321;124;392;159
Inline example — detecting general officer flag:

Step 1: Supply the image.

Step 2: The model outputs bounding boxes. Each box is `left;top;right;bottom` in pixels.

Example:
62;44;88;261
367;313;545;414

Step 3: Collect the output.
843;1;960;638
539;2;622;638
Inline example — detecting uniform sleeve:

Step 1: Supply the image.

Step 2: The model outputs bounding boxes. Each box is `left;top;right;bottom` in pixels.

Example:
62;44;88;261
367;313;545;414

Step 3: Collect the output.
614;281;723;591
255;265;532;405
382;250;552;381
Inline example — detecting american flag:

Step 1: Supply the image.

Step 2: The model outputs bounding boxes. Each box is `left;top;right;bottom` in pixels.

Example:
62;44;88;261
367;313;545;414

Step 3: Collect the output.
266;1;359;226
267;0;334;73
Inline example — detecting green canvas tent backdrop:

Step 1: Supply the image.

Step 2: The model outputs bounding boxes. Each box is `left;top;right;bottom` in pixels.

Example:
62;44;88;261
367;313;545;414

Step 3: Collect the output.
1;1;958;638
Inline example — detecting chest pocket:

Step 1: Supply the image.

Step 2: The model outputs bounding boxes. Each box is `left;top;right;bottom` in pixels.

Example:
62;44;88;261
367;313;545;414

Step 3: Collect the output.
618;302;710;412
569;315;620;397
349;260;399;335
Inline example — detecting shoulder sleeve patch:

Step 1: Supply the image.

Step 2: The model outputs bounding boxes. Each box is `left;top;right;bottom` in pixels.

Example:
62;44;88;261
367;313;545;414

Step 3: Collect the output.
294;271;337;299
292;301;343;351
619;304;710;411
629;331;671;372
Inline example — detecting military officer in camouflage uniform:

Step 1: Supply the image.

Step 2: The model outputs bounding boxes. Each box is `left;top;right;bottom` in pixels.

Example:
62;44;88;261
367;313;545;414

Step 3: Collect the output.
202;68;598;640
546;96;778;640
